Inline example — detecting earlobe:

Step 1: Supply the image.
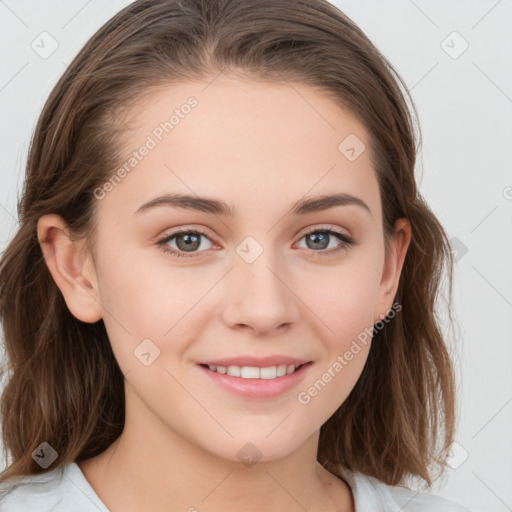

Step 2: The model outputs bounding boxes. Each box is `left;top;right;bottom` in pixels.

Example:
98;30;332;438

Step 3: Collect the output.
374;218;412;323
37;214;103;323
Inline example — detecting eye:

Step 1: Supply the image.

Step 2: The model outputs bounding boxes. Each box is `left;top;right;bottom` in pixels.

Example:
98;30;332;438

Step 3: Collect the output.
156;228;214;259
156;225;354;260
295;226;354;257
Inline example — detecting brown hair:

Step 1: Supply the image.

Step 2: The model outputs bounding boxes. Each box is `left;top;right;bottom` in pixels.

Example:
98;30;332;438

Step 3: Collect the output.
0;0;456;487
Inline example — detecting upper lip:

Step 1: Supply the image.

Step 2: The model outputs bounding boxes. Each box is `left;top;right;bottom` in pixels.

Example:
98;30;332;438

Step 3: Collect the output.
197;356;312;367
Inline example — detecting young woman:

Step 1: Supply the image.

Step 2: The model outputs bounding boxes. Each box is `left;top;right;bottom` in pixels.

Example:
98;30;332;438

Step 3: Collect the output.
0;1;473;510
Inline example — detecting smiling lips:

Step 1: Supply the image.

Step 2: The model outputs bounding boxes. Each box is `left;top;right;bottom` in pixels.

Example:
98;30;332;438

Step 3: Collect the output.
202;362;304;379
197;355;312;380
196;355;314;399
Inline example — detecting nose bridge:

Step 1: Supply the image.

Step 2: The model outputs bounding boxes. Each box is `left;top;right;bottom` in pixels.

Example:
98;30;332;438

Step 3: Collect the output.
236;233;286;303
222;234;299;334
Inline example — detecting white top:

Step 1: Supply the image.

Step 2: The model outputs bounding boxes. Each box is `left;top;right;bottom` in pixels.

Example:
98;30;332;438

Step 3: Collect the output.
0;461;474;512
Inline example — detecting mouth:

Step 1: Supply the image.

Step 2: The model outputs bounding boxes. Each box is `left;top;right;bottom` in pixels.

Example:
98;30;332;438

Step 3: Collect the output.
196;361;314;399
197;361;311;379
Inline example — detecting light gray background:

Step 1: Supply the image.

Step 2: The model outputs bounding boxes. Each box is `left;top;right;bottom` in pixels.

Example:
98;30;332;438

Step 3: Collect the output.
1;1;511;511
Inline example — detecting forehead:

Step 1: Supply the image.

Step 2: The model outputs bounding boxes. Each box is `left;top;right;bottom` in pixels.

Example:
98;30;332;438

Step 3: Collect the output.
98;76;381;224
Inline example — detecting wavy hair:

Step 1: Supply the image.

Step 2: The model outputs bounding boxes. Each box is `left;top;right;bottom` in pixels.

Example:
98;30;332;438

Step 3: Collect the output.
0;0;456;486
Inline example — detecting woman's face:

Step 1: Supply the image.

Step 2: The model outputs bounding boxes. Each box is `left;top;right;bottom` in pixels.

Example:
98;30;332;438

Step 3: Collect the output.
46;76;410;463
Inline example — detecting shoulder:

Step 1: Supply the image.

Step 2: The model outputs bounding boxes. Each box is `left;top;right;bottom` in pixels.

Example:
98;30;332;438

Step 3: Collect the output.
0;462;109;512
337;466;475;512
0;464;65;512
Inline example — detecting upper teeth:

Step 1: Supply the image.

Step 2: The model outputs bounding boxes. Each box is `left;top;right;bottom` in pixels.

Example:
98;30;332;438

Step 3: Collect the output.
207;364;299;379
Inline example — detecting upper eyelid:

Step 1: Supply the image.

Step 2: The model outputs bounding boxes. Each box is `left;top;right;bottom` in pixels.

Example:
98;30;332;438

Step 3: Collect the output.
159;224;352;242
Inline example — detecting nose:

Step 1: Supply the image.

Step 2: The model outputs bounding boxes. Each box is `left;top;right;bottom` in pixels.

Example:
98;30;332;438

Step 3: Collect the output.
220;249;301;336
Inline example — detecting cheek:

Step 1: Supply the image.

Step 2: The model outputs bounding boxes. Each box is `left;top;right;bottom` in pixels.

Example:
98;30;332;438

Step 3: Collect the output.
93;244;216;368
298;250;383;341
291;268;378;426
290;250;381;400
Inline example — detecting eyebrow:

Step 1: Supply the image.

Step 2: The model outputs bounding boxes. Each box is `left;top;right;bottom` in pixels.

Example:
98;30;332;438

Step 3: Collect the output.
134;192;371;217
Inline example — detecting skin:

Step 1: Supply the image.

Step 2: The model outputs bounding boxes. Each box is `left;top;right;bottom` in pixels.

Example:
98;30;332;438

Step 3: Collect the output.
38;75;411;512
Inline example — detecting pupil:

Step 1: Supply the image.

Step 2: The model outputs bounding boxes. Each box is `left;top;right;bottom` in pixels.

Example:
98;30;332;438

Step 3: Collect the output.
308;233;328;250
177;233;200;251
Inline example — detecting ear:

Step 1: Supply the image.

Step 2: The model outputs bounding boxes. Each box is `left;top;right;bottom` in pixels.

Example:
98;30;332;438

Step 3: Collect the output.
374;218;411;323
37;214;103;323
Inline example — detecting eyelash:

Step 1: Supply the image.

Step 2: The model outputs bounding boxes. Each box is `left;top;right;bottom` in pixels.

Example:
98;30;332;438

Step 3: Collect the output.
156;226;354;260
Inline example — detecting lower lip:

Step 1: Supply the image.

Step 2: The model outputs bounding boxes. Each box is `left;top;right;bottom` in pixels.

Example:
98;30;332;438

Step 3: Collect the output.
196;363;313;399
